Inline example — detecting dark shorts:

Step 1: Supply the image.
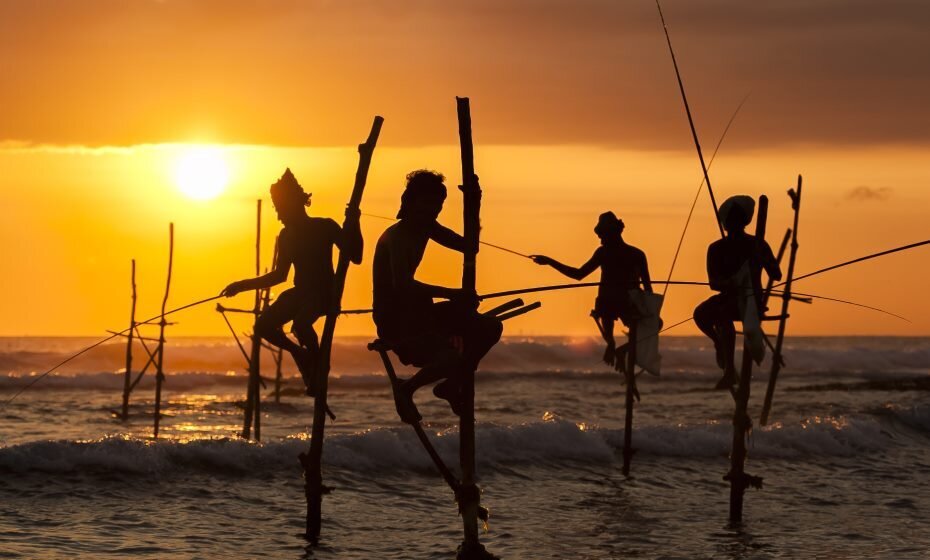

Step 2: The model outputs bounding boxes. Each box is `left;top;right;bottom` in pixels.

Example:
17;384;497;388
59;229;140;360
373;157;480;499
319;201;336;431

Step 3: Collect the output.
594;292;639;326
379;301;502;368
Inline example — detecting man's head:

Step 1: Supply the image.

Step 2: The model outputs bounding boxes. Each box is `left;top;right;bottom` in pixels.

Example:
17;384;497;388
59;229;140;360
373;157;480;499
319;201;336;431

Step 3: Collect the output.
594;211;625;242
397;169;447;223
270;168;311;225
718;195;755;233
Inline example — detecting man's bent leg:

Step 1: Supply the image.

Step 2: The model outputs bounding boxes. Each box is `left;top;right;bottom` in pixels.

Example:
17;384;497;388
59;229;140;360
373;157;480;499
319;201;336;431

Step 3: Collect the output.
256;289;305;356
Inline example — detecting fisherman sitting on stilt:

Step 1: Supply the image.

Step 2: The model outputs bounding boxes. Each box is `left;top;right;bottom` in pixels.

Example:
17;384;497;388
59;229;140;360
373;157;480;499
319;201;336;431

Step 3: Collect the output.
373;170;502;423
221;169;363;395
531;211;654;369
693;195;781;390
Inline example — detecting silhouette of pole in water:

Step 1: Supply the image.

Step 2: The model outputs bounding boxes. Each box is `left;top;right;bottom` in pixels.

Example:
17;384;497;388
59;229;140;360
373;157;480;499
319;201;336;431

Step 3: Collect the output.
622;324;638;476
455;96;495;560
301;115;383;541
120;259;137;421
242;200;263;440
726;196;769;523
760;176;803;426
153;223;174;438
266;237;285;404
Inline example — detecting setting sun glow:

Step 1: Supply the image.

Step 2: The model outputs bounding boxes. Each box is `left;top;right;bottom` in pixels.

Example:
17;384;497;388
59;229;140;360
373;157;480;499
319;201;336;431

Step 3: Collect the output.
174;147;230;200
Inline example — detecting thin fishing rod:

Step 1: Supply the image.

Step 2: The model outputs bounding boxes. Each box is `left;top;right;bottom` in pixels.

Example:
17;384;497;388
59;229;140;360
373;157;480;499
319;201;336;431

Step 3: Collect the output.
783;239;930;286
776;289;909;323
663;93;750;298
655;0;724;238
1;294;223;406
478;280;709;301
361;212;533;260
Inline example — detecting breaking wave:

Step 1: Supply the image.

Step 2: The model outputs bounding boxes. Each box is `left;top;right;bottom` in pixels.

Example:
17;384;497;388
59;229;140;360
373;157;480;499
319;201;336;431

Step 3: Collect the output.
2;406;924;477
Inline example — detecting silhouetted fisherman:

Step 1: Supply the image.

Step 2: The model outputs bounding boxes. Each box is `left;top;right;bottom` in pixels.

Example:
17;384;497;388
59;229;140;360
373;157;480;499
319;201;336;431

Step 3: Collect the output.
221;169;363;395
373;170;502;422
531;211;653;367
693;195;781;390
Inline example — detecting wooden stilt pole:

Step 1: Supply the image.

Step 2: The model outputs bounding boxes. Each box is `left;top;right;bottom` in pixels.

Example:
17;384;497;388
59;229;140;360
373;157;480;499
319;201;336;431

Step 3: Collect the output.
622;323;638;476
120;259;137;421
456;97;493;560
273;349;283;404
760;176;803;425
242;200;262;440
727;196;768;522
267;236;283;405
153;224;174;439
302;116;383;541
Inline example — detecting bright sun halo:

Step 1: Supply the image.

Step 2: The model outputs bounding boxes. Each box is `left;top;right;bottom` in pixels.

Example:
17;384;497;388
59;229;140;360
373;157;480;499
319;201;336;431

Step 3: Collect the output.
174;146;230;200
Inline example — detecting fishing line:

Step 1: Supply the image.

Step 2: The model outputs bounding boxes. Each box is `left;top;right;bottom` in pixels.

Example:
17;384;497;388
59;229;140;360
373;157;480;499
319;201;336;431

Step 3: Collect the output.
1;294;223;407
362;212;533;260
663;93;750;299
781;239;930;286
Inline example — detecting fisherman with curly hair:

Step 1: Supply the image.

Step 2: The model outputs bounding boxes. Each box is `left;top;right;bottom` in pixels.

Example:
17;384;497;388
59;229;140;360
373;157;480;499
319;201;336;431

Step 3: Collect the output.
372;169;502;422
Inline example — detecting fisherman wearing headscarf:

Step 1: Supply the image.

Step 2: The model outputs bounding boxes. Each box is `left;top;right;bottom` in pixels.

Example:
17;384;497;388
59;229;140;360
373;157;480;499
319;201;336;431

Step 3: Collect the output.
694;195;781;389
531;211;654;368
221;168;363;396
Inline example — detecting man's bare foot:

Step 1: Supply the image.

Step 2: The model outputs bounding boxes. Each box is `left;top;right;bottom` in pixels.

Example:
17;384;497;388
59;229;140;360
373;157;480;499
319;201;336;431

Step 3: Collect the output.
394;379;422;424
432;379;464;416
715;367;738;391
294;348;317;397
603;343;616;366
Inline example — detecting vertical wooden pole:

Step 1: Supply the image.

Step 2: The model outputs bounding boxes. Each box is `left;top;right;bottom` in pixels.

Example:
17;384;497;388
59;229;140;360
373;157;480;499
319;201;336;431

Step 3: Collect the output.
621;323;638;476
121;259;137;421
154;224;174;438
728;195;767;523
242;200;262;440
273;350;283;405
303;116;383;541
456;96;487;560
268;236;282;404
760;176;803;425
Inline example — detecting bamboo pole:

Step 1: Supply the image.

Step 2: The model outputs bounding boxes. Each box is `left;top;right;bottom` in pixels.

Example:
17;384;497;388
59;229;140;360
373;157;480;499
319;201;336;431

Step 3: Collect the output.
242;200;262;440
727;195;768;522
267;237;283;404
456;96;490;560
153;223;174;438
302;116;383;541
760;176;803;425
622;323;638;476
120;259;137;421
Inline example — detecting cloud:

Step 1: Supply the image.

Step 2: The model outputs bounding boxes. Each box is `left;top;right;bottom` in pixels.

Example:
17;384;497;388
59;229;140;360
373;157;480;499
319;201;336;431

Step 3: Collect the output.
1;0;930;148
846;186;892;202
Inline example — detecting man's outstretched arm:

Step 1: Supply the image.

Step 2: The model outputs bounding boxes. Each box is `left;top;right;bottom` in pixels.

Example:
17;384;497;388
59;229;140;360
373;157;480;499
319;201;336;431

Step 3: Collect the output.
531;251;600;281
221;251;292;296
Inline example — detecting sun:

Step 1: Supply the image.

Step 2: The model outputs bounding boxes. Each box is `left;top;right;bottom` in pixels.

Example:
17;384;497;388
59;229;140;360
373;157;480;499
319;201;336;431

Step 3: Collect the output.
173;146;230;200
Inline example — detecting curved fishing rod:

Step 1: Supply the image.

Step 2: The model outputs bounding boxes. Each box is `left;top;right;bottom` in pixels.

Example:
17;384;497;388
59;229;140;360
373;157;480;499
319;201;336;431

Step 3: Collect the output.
339;281;905;322
663;93;751;298
361;212;533;260
778;239;930;286
1;294;223;407
655;0;724;238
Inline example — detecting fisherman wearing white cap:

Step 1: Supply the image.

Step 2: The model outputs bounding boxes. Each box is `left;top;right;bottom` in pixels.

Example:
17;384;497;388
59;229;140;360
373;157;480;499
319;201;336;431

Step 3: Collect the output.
694;195;781;389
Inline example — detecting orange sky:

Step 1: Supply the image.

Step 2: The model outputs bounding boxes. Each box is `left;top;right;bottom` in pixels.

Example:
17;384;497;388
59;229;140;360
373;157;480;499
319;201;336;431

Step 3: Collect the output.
1;1;928;336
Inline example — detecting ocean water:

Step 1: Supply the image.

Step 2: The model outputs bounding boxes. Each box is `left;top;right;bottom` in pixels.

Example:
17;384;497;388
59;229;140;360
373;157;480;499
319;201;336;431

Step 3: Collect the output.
1;336;929;559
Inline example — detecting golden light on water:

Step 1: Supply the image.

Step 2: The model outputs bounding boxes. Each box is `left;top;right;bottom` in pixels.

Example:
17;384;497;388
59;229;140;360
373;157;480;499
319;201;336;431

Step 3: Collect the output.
173;146;230;200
